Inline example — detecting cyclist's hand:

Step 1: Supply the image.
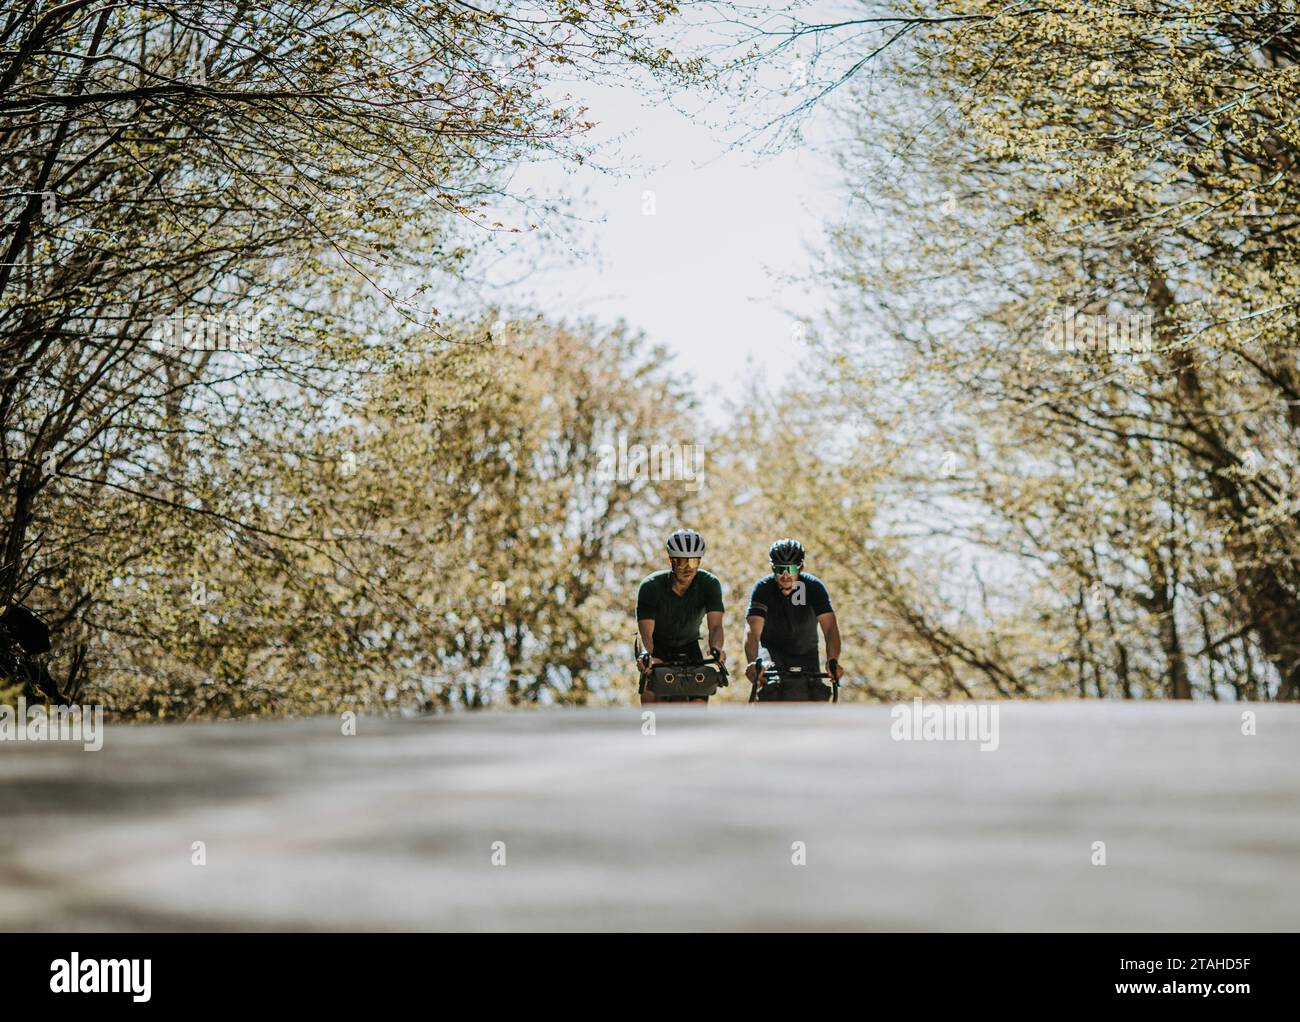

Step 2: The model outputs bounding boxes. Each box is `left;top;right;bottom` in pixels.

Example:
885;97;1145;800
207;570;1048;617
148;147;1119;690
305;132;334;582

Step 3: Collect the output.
745;661;761;684
827;659;844;681
710;647;726;665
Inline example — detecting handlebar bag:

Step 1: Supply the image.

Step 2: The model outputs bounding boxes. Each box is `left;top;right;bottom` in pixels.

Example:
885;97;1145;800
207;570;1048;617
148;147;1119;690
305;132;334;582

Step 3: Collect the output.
649;662;721;697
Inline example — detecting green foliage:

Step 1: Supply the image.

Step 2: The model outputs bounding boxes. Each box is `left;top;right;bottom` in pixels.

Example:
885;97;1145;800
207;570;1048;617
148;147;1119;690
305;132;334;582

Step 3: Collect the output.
786;0;1300;699
65;317;695;715
1;1;700;716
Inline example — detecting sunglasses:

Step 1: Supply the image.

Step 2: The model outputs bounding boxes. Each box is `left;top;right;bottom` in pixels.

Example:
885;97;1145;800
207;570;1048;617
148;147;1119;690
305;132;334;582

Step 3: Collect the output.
670;557;701;568
773;564;801;575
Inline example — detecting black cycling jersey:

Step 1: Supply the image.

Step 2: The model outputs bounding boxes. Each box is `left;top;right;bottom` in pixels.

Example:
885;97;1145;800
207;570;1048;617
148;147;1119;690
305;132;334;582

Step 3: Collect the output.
746;572;832;665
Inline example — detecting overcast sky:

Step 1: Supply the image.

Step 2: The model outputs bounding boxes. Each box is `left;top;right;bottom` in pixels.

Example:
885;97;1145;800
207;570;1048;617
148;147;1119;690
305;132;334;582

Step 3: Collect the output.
473;62;849;421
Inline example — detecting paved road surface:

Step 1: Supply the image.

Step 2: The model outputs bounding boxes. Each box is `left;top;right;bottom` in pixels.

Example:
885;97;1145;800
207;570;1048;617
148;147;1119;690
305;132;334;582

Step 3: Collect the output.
1;703;1297;930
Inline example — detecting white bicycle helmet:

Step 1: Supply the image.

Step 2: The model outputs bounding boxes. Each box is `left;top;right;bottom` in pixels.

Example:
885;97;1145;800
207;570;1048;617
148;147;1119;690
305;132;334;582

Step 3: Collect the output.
665;528;705;557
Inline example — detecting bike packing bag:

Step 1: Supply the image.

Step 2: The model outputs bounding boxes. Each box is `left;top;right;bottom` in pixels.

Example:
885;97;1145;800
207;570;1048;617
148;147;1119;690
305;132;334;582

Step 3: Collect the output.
648;662;720;697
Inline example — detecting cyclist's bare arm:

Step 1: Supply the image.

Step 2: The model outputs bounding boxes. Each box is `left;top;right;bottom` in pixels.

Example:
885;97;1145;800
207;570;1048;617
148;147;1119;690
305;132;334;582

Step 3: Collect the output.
637;618;659;668
706;610;726;663
744;615;764;662
818;612;842;672
744;615;764;681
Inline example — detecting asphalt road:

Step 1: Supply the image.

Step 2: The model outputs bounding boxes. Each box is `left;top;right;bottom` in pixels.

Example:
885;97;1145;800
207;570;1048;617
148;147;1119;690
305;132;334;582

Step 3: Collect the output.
1;702;1297;930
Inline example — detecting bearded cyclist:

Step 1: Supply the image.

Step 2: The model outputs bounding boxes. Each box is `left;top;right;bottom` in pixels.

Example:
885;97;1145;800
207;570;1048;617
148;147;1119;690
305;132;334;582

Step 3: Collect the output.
635;529;726;704
743;539;844;701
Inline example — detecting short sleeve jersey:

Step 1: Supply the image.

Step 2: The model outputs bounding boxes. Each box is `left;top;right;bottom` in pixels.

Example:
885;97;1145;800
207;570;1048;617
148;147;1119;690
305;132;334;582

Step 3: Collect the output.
635;569;724;653
745;572;832;659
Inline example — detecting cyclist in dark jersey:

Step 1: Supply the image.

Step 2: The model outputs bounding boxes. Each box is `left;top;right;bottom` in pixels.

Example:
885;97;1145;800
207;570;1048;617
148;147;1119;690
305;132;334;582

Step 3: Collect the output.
635;528;726;704
743;538;843;701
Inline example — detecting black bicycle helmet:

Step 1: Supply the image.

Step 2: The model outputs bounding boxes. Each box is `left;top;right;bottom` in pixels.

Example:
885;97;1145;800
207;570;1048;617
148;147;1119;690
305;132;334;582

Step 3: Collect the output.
666;529;706;557
768;538;805;565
